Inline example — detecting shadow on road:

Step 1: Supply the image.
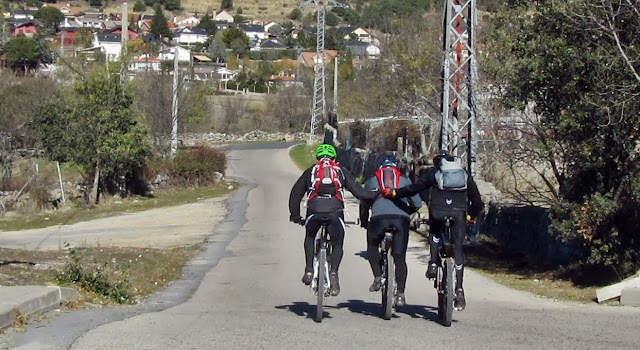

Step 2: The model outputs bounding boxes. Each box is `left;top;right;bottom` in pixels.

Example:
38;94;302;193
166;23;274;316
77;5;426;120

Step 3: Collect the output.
275;301;336;322
334;299;440;322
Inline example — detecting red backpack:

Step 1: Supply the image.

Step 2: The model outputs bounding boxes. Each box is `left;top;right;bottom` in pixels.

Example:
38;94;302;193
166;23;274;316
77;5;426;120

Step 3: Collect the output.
308;158;344;202
375;165;402;191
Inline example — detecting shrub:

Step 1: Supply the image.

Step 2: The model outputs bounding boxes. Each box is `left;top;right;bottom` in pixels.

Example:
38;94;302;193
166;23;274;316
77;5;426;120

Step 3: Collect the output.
151;147;227;188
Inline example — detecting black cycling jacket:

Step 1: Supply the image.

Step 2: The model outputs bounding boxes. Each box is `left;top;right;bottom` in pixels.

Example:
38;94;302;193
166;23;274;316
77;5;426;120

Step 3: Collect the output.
289;164;377;218
394;166;484;219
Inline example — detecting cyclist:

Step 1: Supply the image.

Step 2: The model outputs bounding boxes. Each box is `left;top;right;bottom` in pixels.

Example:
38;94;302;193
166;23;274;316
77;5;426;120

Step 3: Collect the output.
359;157;422;307
381;150;484;310
289;144;377;296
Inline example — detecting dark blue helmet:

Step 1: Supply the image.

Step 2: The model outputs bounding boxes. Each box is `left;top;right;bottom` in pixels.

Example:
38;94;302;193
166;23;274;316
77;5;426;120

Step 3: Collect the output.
379;157;398;168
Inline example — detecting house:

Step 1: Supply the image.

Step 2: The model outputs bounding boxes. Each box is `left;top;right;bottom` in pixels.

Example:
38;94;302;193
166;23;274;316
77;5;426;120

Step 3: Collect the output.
11;9;35;20
105;26;138;41
238;23;267;41
336;26;373;43
75;10;105;29
158;45;191;61
298;50;339;68
93;33;122;61
254;39;288;51
215;20;230;31
57;27;92;46
138;19;176;35
172;27;208;45
10;21;37;37
268;75;299;88
129;56;162;71
174;15;200;28
214;10;233;23
345;40;380;59
43;3;72;15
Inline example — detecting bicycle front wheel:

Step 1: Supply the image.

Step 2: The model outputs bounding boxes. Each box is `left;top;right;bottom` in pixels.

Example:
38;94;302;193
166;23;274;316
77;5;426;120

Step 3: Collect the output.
381;249;394;320
316;248;327;322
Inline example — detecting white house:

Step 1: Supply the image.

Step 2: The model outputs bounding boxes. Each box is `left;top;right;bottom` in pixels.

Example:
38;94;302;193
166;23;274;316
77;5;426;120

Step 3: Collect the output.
158;45;192;62
129;56;162;71
336;26;373;43
238;24;268;41
93;33;122;61
172;27;209;45
174;15;200;28
215;10;233;23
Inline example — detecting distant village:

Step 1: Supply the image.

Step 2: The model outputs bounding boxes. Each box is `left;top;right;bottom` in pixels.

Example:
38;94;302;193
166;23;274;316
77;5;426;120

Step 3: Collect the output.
4;4;382;90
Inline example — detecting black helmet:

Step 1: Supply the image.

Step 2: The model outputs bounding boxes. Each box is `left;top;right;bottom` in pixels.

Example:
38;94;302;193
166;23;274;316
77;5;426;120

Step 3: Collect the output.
433;149;453;165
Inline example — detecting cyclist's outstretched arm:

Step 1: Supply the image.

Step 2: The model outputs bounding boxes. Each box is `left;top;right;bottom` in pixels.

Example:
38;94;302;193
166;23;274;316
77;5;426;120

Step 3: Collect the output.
341;166;378;201
289;168;311;219
466;176;484;218
394;167;438;198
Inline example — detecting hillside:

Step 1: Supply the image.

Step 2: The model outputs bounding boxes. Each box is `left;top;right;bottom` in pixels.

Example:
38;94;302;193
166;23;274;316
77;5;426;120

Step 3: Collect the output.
103;0;305;23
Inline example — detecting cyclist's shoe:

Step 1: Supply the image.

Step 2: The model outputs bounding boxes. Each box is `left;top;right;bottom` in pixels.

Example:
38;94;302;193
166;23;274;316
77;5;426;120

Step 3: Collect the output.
425;262;437;279
329;272;340;296
455;288;466;311
369;277;382;292
395;293;406;307
301;271;313;286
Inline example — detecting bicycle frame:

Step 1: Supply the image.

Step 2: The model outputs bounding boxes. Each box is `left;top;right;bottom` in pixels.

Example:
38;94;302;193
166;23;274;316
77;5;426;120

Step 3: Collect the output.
311;222;331;295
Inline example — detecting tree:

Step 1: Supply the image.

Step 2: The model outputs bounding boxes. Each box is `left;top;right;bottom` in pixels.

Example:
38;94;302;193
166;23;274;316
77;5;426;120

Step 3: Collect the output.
164;0;180;11
133;0;146;12
33;6;63;34
197;13;217;36
221;26;248;49
150;4;171;40
483;0;640;275
220;0;233;10
2;36;45;74
32;69;150;203
207;33;226;63
288;8;302;21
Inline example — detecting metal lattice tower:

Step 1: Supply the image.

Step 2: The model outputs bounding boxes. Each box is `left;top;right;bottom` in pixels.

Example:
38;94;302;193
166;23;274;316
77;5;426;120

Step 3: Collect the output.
300;0;347;139
439;0;479;176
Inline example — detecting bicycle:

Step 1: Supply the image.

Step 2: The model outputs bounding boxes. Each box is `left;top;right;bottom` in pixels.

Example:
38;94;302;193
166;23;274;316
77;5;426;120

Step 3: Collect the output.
379;226;397;320
433;215;457;327
307;215;358;323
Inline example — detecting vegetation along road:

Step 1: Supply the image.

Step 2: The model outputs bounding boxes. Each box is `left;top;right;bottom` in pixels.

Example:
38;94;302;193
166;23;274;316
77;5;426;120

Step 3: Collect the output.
1;143;637;350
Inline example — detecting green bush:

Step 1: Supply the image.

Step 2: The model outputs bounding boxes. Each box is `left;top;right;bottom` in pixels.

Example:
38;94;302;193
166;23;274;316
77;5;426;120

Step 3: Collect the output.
157;147;227;187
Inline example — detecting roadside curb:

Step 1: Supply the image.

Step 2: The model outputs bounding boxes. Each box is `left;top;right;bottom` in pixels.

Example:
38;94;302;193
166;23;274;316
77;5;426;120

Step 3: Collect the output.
0;286;78;330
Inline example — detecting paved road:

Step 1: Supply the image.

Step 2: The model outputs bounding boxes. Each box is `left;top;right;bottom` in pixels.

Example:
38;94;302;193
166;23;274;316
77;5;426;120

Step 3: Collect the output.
3;142;639;349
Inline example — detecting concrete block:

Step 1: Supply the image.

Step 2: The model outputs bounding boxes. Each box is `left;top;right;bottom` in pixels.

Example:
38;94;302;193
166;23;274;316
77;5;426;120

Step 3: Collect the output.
620;287;640;307
596;274;640;303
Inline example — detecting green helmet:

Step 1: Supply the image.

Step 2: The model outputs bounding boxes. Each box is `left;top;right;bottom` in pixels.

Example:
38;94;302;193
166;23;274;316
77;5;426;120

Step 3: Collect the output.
315;144;337;159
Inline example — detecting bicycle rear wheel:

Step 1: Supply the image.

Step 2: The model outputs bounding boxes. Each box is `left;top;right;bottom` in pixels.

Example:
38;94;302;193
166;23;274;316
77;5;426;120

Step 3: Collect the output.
441;257;455;327
381;249;394;320
316;248;327;322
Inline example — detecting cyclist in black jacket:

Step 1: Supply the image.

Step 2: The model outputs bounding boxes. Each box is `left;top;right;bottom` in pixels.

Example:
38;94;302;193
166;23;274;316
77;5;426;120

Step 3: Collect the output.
381;150;484;310
289;144;377;296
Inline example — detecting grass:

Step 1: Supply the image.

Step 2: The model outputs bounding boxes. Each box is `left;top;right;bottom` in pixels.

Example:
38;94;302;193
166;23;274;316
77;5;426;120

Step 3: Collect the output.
0;183;237;231
289;143;318;170
0;245;202;306
0;181;235;307
410;226;609;304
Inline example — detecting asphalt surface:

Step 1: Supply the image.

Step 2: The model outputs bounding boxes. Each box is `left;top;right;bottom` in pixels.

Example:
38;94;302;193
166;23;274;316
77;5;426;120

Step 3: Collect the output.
0;142;638;350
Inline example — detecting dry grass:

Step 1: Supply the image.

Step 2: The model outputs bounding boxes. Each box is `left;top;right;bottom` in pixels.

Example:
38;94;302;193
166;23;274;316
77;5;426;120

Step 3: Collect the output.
0;245;201;306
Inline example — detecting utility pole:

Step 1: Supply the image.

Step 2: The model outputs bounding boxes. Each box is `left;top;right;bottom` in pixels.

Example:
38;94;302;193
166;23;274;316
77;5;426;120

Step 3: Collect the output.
439;0;478;176
300;0;347;140
170;48;179;158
